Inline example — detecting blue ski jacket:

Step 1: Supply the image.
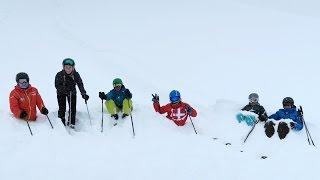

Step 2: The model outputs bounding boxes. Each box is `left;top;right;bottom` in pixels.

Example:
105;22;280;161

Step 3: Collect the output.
269;107;303;131
105;85;132;108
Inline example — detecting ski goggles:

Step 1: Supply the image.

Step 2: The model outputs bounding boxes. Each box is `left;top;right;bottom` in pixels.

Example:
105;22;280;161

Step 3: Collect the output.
283;103;292;108
113;83;122;88
63;59;75;66
18;79;29;89
249;97;259;103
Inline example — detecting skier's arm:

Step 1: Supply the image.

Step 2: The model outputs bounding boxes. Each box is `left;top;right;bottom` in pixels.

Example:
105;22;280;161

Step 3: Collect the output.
269;111;281;120
293;116;304;131
185;103;197;117
106;90;114;101
9;92;22;118
241;105;250;111
124;89;132;99
35;89;45;111
153;102;168;114
259;107;268;122
75;72;87;95
55;73;65;93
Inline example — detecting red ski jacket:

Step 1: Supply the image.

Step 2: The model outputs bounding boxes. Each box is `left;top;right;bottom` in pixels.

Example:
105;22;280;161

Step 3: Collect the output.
153;101;197;126
9;85;45;121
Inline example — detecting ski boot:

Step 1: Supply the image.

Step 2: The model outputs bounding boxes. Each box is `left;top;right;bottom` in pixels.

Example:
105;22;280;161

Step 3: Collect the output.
277;122;290;140
111;114;119;120
236;113;245;123
122;113;129;119
264;121;275;138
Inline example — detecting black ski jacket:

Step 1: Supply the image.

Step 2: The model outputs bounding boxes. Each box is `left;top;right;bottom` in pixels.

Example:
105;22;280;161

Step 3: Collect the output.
55;70;86;95
242;103;268;122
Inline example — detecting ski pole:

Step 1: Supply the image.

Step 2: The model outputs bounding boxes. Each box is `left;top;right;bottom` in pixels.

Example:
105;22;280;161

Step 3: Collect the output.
300;106;311;145
300;106;316;147
101;99;104;133
25;120;33;136
244;120;259;143
46;115;54;129
189;116;198;135
128;100;135;137
85;100;92;126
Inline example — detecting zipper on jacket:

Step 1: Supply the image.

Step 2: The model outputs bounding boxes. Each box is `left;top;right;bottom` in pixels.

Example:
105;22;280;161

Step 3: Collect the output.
24;90;32;120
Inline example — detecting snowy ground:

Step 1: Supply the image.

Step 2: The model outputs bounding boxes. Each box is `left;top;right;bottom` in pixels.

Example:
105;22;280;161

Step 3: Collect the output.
0;0;319;180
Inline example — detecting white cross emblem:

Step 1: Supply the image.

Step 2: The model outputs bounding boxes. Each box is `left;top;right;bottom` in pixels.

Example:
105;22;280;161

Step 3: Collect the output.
171;108;186;121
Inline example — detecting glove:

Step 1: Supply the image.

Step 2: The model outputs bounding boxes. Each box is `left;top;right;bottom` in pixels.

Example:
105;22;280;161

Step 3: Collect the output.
290;122;296;129
20;111;28;119
152;94;159;103
297;110;303;117
124;89;132;99
41;107;49;115
186;106;193;115
99;92;106;100
82;94;89;101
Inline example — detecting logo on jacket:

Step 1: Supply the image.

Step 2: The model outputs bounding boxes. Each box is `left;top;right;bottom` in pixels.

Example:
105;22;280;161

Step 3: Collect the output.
170;108;187;121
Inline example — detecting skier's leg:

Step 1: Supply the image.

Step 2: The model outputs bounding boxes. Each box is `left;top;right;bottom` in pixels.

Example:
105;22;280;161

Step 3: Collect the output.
57;94;66;126
106;100;117;115
70;94;77;126
123;99;133;115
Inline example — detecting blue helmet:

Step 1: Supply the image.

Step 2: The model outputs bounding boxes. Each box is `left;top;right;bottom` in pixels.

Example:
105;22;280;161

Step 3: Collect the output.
169;90;181;103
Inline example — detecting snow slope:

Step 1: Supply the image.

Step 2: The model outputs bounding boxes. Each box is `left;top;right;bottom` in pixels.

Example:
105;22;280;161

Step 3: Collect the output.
0;0;319;179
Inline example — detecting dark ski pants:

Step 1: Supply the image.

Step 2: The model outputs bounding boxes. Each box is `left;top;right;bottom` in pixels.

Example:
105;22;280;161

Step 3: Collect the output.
57;94;77;126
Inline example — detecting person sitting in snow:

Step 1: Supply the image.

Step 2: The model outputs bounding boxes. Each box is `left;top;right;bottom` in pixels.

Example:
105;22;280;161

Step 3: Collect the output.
264;97;303;139
236;93;268;126
152;90;197;126
9;72;49;121
99;78;132;120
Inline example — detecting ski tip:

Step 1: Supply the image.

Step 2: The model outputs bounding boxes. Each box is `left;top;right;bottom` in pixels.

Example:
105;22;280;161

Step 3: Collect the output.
225;143;231;146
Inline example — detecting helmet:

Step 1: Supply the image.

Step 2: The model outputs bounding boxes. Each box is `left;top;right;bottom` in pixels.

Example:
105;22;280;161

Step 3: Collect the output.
248;93;259;103
283;97;294;106
16;72;29;83
169;90;181;103
62;58;75;66
113;78;123;86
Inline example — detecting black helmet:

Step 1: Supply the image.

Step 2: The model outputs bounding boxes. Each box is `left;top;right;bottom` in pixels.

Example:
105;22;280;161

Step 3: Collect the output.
16;72;29;83
62;58;75;66
282;97;294;106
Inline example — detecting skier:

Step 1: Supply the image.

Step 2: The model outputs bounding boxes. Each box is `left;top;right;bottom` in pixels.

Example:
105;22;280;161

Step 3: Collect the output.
99;78;132;120
9;72;49;121
236;93;268;126
55;58;89;128
264;97;303;139
152;90;197;126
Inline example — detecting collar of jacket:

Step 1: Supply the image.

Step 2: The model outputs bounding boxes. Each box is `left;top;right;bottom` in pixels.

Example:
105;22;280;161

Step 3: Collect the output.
280;107;296;113
114;85;125;92
170;101;183;108
62;69;76;75
15;84;33;92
